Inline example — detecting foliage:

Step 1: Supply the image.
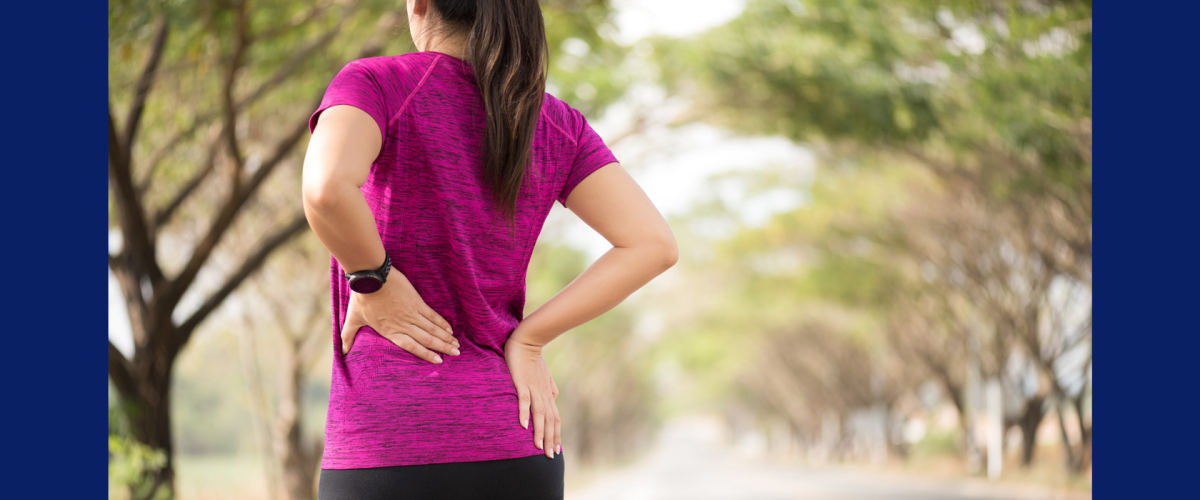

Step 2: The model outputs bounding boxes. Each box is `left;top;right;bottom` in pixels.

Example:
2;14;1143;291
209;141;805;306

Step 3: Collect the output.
910;427;962;459
653;0;1091;473
110;2;634;494
110;405;169;500
655;0;1092;205
543;1;628;115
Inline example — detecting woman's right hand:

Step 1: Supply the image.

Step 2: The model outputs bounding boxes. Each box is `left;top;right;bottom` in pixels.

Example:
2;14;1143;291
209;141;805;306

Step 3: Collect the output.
504;332;561;458
340;266;460;363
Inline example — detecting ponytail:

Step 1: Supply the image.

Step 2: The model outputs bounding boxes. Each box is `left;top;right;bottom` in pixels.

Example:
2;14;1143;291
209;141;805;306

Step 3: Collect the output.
430;0;548;225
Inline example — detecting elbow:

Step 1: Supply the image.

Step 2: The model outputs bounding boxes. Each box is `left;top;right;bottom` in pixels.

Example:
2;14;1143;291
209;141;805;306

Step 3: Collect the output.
655;233;679;271
302;180;339;214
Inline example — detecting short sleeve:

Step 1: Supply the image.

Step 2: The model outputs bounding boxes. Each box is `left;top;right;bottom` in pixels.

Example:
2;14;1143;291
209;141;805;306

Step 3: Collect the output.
557;110;619;207
308;60;390;141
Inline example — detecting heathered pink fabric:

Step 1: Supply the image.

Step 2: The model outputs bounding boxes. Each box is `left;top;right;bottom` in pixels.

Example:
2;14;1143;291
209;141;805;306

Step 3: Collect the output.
307;51;618;469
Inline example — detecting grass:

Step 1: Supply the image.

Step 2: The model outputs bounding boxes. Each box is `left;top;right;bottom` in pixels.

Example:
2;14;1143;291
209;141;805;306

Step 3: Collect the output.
880;442;1092;497
175;454;271;500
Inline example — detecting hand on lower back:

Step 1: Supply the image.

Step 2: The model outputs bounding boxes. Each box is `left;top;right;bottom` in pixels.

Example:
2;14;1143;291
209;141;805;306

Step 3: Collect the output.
504;334;560;458
341;266;459;363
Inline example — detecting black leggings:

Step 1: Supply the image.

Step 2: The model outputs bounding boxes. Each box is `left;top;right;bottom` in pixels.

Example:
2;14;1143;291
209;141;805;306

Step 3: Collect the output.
317;453;564;500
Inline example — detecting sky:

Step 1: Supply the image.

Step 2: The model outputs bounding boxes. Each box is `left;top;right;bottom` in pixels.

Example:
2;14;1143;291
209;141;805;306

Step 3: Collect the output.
109;1;774;355
548;0;810;260
610;0;747;45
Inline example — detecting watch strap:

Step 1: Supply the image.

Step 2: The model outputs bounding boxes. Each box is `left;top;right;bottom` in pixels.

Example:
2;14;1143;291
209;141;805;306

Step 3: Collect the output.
343;254;391;285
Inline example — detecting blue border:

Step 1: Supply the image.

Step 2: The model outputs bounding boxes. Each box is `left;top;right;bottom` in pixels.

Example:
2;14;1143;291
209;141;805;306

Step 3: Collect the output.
0;1;108;496
0;0;1190;497
1095;1;1198;498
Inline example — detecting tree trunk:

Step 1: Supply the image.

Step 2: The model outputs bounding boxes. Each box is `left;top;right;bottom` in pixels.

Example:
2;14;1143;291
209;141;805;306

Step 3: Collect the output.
1072;393;1091;473
1017;395;1045;467
276;363;323;500
121;367;177;500
137;388;174;500
278;416;323;500
239;300;325;500
1053;398;1079;474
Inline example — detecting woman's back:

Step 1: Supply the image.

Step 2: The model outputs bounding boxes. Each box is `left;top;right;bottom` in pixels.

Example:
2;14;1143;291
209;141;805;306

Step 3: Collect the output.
307;50;618;468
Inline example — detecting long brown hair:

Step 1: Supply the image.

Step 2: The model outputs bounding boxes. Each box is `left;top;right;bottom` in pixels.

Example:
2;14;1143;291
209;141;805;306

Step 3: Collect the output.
427;0;548;225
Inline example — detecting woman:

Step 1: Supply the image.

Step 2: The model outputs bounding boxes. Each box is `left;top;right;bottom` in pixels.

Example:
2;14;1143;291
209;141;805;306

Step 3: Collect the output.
301;0;678;498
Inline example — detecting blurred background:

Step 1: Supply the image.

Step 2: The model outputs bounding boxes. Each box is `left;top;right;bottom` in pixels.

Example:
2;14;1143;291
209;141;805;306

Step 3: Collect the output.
108;0;1091;499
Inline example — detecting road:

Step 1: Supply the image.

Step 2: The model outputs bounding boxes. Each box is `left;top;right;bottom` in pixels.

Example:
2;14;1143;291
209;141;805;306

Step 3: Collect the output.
566;415;1088;500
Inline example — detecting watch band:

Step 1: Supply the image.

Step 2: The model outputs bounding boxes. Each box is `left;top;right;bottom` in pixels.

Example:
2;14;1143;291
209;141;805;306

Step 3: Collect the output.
344;254;391;293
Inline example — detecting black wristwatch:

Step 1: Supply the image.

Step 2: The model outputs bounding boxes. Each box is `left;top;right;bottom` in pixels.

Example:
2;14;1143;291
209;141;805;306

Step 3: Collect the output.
344;254;391;294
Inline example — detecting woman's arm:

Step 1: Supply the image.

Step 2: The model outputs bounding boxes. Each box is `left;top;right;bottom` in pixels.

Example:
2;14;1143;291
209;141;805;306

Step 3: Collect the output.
301;105;386;273
512;162;678;347
505;161;678;458
302;105;457;360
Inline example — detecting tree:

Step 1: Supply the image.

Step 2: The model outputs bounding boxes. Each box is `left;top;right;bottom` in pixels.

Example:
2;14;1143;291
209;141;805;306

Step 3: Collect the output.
109;1;630;497
235;232;329;500
108;1;404;497
653;0;1091;474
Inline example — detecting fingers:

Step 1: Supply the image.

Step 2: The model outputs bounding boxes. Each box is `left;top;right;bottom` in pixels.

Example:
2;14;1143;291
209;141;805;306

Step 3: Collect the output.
533;397;558;458
518;386;531;430
407;316;460;356
383;332;443;364
419;307;457;346
341;315;361;355
544;401;558;458
533;403;546;453
553;402;562;456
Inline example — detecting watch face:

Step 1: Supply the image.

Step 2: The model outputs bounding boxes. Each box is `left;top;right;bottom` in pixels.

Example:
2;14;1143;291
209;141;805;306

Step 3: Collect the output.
349;276;383;294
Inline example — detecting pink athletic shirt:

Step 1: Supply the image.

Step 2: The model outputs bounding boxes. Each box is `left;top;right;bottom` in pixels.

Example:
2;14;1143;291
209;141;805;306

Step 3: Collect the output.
307;50;618;469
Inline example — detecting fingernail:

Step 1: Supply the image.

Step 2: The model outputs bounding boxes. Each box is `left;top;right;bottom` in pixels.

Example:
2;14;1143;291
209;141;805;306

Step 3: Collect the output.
522;420;527;429
451;348;460;355
434;356;443;363
537;441;543;450
557;445;562;453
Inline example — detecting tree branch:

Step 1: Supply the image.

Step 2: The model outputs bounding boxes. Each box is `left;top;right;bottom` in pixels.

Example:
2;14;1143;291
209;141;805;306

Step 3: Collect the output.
109;103;127;172
162;103;315;309
221;0;252;175
248;3;328;42
109;339;138;400
123;15;170;168
237;21;343;107
175;213;311;346
137;1;352;195
138;117;211;195
109;103;163;286
144;4;353;216
152;131;222;229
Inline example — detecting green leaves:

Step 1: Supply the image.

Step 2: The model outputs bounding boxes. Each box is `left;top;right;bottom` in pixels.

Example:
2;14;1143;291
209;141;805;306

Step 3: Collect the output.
543;1;628;116
656;0;1091;199
109;436;169;500
651;1;1091;454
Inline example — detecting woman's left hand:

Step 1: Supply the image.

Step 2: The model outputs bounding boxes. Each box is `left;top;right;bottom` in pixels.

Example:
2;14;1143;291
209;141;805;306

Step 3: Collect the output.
504;333;560;458
341;266;459;361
